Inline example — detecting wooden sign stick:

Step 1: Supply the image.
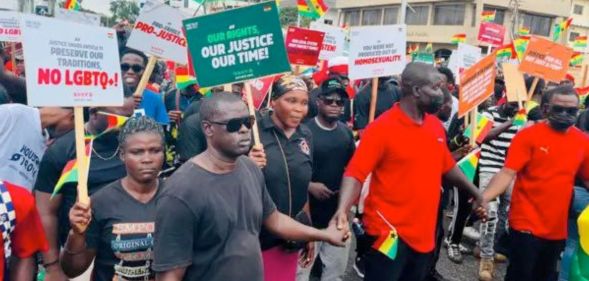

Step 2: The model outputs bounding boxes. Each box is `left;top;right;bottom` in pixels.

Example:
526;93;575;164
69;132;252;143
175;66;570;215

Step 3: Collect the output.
526;76;540;101
368;77;379;123
133;56;158;98
244;83;262;148
74;107;89;205
582;64;588;88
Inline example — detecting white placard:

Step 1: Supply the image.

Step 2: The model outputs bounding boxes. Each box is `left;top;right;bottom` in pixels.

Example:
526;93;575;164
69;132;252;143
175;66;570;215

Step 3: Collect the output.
310;22;346;61
0;11;21;42
54;8;101;26
21;15;124;107
349;25;407;80
447;43;482;81
126;0;187;64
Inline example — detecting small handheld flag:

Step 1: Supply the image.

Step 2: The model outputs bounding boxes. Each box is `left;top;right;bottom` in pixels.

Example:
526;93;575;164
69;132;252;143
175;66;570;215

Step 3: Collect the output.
512;109;528;127
52;138;93;198
372;211;399;260
481;10;496;22
463;113;494;144
64;0;80;11
458;148;481;182
451;34;466;45
518;27;530;36
496;43;516;60
568;206;589;280
575;36;588;48
97;112;129;134
571;52;584;67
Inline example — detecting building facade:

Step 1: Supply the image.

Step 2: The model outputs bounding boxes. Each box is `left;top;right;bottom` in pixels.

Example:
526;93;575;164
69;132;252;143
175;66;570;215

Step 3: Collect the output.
569;0;589;53
335;0;574;57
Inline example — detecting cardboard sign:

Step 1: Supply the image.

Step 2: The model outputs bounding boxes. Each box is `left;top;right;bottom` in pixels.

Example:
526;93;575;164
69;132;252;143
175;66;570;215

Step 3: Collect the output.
477;22;505;47
126;0;187;64
412;52;434;65
248;76;274;109
348;24;406;80
519;36;574;82
54;8;101;26
183;2;290;88
309;22;346;60
448;43;482;81
285;26;324;66
502;63;528;103
21;15;124;107
458;53;496;117
0;11;21;42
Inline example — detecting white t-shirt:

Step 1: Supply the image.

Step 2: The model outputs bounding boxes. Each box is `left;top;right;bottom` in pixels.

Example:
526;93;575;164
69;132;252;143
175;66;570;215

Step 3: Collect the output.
0;104;46;191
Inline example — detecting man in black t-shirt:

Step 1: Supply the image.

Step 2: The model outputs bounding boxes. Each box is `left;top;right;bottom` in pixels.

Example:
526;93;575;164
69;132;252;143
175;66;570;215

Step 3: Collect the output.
353;77;400;130
153;93;348;281
33;96;135;281
298;78;356;281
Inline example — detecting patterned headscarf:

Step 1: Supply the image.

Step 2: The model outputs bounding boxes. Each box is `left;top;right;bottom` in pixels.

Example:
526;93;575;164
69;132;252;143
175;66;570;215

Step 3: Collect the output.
272;75;308;100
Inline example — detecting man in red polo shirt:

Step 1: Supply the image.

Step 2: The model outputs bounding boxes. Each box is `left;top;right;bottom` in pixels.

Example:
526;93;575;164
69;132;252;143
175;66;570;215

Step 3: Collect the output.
482;85;589;281
332;62;486;281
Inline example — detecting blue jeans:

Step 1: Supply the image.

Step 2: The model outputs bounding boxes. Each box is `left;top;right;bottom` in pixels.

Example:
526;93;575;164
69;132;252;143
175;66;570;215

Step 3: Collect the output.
559;186;589;281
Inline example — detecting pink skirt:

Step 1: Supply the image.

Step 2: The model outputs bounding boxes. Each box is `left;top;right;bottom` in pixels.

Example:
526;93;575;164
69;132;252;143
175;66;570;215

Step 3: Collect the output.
262;246;299;281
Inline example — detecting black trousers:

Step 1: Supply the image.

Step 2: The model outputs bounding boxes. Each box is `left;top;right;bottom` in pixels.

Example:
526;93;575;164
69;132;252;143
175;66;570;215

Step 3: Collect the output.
447;187;472;244
505;228;565;281
364;236;433;281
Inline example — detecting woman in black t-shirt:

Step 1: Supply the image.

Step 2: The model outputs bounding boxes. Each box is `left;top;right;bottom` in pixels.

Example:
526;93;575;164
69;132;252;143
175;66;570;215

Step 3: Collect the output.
249;75;314;281
61;116;165;281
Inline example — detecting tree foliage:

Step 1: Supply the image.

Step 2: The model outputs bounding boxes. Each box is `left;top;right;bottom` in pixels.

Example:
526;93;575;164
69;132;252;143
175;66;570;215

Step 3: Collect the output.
109;0;140;23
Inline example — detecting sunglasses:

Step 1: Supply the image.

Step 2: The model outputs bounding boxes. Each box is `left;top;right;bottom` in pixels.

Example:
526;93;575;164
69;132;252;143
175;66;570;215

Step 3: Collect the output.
121;63;144;73
208;115;255;133
550;105;579;116
321;97;345;106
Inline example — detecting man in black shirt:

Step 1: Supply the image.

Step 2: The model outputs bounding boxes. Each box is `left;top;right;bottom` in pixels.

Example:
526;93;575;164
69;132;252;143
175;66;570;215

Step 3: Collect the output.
353;77;400;130
34;96;135;281
298;78;356;281
153;93;347;281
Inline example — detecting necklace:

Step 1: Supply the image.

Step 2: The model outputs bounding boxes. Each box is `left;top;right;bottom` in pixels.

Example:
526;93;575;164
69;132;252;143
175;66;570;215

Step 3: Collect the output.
92;146;120;161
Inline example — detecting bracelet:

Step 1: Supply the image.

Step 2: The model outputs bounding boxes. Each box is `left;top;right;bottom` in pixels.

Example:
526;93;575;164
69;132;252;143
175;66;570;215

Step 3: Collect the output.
42;259;59;268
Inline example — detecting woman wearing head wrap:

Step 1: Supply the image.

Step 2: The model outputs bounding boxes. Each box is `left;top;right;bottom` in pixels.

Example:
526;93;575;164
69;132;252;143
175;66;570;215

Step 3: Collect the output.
249;75;315;281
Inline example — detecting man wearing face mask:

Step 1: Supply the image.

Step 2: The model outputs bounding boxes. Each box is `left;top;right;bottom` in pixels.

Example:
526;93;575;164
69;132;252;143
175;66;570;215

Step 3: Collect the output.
34;93;135;281
482;85;589;281
331;63;487;281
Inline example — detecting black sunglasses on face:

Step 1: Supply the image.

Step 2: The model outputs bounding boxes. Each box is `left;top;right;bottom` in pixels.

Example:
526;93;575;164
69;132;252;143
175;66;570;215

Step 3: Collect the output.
121;63;144;73
208;116;255;133
321;97;345;106
550;105;579;116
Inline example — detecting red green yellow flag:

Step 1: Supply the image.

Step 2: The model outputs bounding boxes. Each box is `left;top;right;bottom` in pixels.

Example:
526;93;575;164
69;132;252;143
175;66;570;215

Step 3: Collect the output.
575;36;588;48
496;43;516;60
463;113;494;144
569;206;589;280
425;43;433;53
64;0;80;11
514;37;530;61
372;211;399;260
518;27;530;36
451;34;466;45
458;148;481;182
175;65;197;90
481;10;496;22
512;109;528;127
98;112;129;133
571;52;584;67
578;86;589;109
309;0;328;18
52;138;93;198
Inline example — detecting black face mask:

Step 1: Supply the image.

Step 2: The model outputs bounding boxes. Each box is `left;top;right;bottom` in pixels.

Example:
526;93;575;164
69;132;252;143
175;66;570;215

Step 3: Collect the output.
419;92;444;114
548;111;577;131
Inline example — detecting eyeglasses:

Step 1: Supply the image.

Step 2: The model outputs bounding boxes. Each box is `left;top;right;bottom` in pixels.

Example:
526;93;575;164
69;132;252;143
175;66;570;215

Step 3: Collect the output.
208;116;255;133
121;63;144;73
321;97;345;106
550;105;579;116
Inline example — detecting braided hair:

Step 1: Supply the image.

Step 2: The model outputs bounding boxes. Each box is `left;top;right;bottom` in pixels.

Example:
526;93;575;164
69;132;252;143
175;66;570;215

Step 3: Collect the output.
118;116;165;150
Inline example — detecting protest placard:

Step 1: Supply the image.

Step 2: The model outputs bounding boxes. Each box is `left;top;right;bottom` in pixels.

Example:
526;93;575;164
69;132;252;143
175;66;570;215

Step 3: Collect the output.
21;15;124;207
248;76;275;109
448;43;482;81
459;52;496;118
502;63;528;105
285;26;324;66
309;22;345;61
54;8;101;26
477;22;506;47
21;15;124;107
412;52;434;65
183;1;290;88
519;36;574;83
126;0;187;64
348;24;406;80
0;11;21;42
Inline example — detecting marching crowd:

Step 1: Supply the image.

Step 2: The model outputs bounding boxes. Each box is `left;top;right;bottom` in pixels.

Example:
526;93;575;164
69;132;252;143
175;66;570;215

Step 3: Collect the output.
0;20;588;281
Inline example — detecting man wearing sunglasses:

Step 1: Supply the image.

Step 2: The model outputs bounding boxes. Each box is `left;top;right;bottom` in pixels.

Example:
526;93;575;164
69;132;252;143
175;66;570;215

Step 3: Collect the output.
154;93;348;281
297;78;356;281
482;85;589;281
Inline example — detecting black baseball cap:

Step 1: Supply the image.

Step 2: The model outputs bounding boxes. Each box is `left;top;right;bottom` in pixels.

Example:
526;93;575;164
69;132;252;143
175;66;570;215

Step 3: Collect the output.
320;78;348;99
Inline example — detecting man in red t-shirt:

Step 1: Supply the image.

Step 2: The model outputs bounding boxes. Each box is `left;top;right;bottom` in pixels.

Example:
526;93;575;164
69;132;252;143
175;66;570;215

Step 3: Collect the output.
0;181;48;280
332;63;487;281
482;85;589;281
